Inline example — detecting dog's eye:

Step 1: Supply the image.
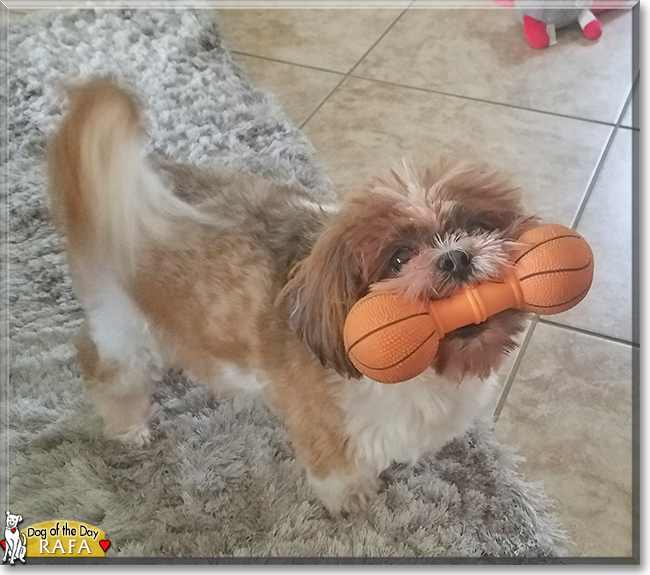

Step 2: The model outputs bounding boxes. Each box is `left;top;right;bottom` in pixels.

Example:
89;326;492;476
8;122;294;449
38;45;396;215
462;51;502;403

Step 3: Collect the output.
390;247;413;273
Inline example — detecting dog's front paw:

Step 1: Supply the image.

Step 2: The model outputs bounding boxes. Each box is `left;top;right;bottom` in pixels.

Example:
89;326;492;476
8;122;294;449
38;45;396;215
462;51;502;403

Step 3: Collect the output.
105;421;151;447
308;471;383;515
96;393;154;447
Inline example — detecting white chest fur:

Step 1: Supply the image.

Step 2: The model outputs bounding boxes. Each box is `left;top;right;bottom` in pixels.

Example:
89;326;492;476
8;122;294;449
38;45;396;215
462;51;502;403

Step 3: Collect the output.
341;371;498;474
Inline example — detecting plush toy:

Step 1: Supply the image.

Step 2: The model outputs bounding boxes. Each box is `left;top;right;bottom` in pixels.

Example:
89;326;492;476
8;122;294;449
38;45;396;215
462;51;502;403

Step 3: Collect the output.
343;224;594;384
494;1;631;49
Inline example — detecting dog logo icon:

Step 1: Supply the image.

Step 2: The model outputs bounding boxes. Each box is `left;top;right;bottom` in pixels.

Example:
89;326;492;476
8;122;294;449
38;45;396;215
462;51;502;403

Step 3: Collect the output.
2;511;27;565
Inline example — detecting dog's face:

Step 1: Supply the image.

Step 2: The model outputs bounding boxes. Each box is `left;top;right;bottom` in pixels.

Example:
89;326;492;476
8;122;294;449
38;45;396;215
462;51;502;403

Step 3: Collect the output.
5;512;22;529
278;160;538;382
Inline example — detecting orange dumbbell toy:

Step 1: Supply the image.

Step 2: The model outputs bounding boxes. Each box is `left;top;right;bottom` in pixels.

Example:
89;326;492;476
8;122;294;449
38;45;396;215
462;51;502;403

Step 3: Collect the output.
344;224;594;384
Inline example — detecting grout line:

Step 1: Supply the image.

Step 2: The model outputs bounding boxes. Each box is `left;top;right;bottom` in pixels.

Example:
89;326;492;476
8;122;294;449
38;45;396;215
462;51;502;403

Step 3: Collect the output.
232;48;627;130
299;6;409;130
298;74;349;130
348;73;621;129
231;50;345;76
570;74;637;230
493;309;638;424
236;40;630;132
569;129;615;229
537;318;639;348
346;5;412;77
492;316;539;422
620;71;640;131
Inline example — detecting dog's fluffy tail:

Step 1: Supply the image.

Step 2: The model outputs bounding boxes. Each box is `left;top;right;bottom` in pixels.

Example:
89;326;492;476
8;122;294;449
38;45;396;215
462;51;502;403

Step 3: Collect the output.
48;80;200;287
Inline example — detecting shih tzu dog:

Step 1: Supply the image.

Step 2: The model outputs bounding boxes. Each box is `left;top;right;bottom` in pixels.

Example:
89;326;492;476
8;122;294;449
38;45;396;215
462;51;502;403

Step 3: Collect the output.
48;80;537;513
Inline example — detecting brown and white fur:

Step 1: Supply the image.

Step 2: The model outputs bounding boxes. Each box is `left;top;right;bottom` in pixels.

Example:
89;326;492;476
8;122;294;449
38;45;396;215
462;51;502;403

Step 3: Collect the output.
47;80;537;514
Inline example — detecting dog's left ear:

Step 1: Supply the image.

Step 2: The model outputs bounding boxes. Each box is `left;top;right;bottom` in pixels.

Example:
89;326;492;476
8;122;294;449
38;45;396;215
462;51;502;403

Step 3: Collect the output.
16;516;21;522
277;224;364;379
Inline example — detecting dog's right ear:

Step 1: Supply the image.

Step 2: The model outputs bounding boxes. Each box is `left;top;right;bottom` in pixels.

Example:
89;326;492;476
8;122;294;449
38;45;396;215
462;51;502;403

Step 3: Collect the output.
5;510;9;517
277;223;365;379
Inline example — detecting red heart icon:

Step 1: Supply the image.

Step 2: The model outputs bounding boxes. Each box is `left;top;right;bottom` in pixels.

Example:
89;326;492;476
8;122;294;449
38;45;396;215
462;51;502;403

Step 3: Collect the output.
1;540;5;549
11;529;15;534
99;540;110;552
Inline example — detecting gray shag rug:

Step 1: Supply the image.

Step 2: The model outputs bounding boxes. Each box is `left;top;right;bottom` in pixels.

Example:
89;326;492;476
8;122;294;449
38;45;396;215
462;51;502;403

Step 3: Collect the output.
6;8;567;559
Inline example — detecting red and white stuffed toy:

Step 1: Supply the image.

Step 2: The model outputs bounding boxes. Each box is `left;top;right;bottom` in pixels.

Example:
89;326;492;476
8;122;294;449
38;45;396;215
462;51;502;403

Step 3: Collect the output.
494;1;633;49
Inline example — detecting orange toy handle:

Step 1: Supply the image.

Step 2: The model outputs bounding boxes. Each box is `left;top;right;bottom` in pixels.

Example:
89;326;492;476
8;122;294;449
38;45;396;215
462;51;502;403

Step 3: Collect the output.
426;273;524;338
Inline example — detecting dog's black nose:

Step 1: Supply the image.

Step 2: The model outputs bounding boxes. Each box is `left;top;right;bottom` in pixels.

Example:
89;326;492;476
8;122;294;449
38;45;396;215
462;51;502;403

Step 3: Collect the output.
438;249;473;280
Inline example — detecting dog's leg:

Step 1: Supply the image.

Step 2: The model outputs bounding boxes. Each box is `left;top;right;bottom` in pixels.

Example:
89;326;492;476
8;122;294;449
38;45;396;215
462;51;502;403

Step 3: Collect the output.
282;415;382;514
76;307;158;446
267;368;384;514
